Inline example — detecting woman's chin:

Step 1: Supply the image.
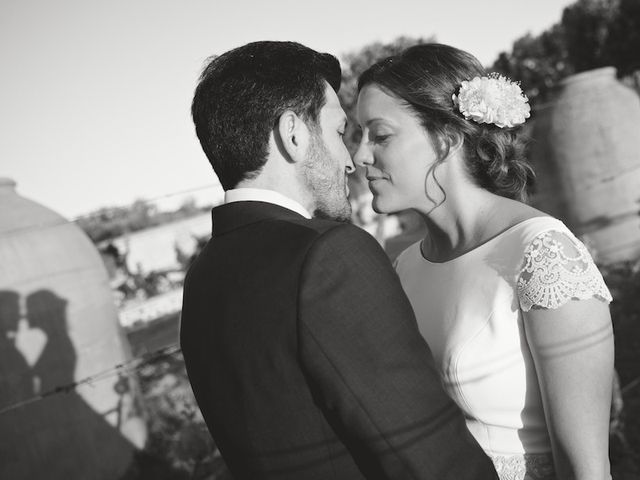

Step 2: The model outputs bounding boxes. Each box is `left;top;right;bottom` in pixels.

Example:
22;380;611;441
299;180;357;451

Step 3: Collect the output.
371;196;391;215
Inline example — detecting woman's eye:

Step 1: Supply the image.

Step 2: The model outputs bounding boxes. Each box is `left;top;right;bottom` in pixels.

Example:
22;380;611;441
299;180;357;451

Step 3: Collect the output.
373;134;390;144
338;130;345;137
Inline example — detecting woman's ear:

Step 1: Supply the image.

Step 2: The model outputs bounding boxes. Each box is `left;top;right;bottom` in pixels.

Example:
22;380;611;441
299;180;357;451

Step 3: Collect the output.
276;110;310;163
448;130;464;155
438;128;464;161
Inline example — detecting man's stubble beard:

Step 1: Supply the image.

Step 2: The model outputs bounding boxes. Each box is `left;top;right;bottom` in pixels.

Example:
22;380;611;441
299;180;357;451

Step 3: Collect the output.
302;133;352;222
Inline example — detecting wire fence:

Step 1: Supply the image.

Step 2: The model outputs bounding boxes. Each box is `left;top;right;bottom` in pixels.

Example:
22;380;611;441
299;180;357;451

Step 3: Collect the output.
0;343;182;416
0;183;221;241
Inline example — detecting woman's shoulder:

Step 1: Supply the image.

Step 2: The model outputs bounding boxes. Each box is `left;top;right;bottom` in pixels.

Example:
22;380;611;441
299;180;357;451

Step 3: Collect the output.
511;222;613;311
482;202;572;269
495;201;570;247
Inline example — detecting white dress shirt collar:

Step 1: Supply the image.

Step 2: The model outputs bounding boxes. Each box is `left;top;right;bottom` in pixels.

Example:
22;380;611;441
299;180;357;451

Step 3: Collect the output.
224;188;312;219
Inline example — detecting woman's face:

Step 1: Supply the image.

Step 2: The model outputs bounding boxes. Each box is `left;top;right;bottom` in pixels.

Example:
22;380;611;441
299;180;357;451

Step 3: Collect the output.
354;84;440;214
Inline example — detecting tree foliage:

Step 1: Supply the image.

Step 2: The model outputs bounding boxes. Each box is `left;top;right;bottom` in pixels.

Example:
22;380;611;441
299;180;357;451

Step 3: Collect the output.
606;0;640;76
492;0;640;105
562;0;620;73
76;197;208;243
491;26;570;104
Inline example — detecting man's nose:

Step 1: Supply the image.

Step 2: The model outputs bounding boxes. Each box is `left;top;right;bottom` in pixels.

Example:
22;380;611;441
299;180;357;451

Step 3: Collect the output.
345;154;356;175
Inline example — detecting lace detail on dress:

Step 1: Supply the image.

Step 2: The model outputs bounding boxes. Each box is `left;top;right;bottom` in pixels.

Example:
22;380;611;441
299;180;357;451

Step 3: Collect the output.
517;230;612;312
490;453;555;480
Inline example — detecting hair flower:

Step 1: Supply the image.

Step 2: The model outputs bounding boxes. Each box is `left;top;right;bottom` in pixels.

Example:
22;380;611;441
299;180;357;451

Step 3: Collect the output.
452;73;530;128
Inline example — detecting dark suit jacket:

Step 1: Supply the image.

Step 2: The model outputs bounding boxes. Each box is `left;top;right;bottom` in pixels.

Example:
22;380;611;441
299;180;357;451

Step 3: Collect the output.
180;201;497;480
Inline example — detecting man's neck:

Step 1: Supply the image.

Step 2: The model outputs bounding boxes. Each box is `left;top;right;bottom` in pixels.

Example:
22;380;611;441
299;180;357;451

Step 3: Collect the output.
235;177;314;216
225;186;312;219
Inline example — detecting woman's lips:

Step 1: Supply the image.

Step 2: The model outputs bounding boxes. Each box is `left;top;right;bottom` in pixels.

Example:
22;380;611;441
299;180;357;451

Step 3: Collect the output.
367;176;386;185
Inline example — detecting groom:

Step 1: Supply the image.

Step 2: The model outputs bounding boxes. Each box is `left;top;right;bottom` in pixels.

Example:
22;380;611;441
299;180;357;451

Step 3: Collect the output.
180;41;496;480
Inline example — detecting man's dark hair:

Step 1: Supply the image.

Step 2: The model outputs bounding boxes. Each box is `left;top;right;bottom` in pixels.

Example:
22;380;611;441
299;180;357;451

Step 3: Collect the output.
192;41;342;190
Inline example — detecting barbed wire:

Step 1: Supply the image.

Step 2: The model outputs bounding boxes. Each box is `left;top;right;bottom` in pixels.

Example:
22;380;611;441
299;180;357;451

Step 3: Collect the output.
70;183;222;222
0;183;221;240
622;376;640;396
0;343;182;416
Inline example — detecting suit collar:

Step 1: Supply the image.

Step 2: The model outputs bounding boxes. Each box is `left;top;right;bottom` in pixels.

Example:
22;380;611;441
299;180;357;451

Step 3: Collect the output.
211;201;306;236
224;188;311;219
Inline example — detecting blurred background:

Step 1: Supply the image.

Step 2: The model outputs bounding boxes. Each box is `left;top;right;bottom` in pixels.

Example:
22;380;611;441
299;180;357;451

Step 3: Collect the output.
1;0;640;478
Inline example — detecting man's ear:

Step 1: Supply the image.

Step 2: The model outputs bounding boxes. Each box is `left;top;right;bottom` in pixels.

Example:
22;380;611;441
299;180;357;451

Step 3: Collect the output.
276;110;310;163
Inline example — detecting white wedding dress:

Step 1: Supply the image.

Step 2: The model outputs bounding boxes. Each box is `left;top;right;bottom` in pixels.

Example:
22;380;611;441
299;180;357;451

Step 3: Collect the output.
394;216;612;480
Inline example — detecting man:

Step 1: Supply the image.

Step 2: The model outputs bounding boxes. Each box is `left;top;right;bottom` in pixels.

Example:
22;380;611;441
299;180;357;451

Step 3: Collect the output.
180;41;496;479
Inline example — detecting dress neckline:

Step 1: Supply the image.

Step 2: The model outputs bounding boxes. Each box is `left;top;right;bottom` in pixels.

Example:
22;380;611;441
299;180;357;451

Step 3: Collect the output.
419;215;554;265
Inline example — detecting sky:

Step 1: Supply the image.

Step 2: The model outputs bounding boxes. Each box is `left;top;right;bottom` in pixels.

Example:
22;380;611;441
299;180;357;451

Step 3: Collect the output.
1;0;577;219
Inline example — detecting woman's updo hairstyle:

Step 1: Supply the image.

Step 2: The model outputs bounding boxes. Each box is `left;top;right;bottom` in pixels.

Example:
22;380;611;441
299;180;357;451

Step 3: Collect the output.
357;43;534;202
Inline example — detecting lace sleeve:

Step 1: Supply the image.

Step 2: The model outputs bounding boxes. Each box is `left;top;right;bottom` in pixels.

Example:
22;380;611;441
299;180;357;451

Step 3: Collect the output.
517;230;613;312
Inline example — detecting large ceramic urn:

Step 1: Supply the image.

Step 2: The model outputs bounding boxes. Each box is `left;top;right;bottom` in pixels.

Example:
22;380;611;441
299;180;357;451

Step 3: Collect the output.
0;178;146;479
529;67;640;263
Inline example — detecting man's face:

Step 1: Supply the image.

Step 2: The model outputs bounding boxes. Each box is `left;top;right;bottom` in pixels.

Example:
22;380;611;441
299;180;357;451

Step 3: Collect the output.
301;84;354;222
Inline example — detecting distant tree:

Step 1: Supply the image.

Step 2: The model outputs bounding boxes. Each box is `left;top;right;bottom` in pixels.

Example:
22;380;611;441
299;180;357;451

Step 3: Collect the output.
177;197;199;216
492;25;570;105
76;205;130;243
128;199;159;231
76;199;158;243
605;0;640;76
491;0;640;106
561;0;620;73
77;195;212;244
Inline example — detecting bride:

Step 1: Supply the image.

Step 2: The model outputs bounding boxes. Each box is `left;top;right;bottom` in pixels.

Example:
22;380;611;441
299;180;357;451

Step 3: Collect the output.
354;43;614;480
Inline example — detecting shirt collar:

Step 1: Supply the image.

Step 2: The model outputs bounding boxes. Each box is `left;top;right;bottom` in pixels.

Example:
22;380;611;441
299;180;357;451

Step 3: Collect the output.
224;188;312;219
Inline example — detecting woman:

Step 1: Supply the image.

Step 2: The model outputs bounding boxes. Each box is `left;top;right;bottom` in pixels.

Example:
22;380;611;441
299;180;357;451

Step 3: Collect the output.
354;43;614;480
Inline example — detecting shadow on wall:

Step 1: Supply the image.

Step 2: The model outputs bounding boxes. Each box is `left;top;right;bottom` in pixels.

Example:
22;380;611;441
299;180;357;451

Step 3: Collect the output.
0;289;179;480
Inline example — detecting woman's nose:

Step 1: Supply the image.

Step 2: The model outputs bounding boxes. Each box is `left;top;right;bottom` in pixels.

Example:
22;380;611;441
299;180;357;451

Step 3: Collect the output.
353;142;372;167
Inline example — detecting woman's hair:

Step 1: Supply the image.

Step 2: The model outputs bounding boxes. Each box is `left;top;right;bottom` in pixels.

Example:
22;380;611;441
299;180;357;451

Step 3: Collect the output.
358;43;534;202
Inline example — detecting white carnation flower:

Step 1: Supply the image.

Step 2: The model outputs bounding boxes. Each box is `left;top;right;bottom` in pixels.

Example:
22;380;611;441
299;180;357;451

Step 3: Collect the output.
452;74;531;128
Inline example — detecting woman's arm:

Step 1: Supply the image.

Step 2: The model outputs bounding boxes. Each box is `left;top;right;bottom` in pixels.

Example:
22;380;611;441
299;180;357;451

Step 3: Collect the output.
519;230;614;480
524;299;613;480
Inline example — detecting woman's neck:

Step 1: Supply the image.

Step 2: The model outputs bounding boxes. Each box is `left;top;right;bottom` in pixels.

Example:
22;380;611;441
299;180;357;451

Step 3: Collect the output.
417;186;502;262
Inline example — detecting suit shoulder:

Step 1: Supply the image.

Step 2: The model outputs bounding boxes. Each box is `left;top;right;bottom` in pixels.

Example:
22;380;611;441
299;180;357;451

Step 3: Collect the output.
280;217;345;235
267;218;355;243
297;222;389;270
284;219;380;248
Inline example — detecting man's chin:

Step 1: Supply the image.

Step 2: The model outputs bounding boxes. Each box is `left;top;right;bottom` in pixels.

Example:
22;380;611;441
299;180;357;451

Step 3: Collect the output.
313;203;352;223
